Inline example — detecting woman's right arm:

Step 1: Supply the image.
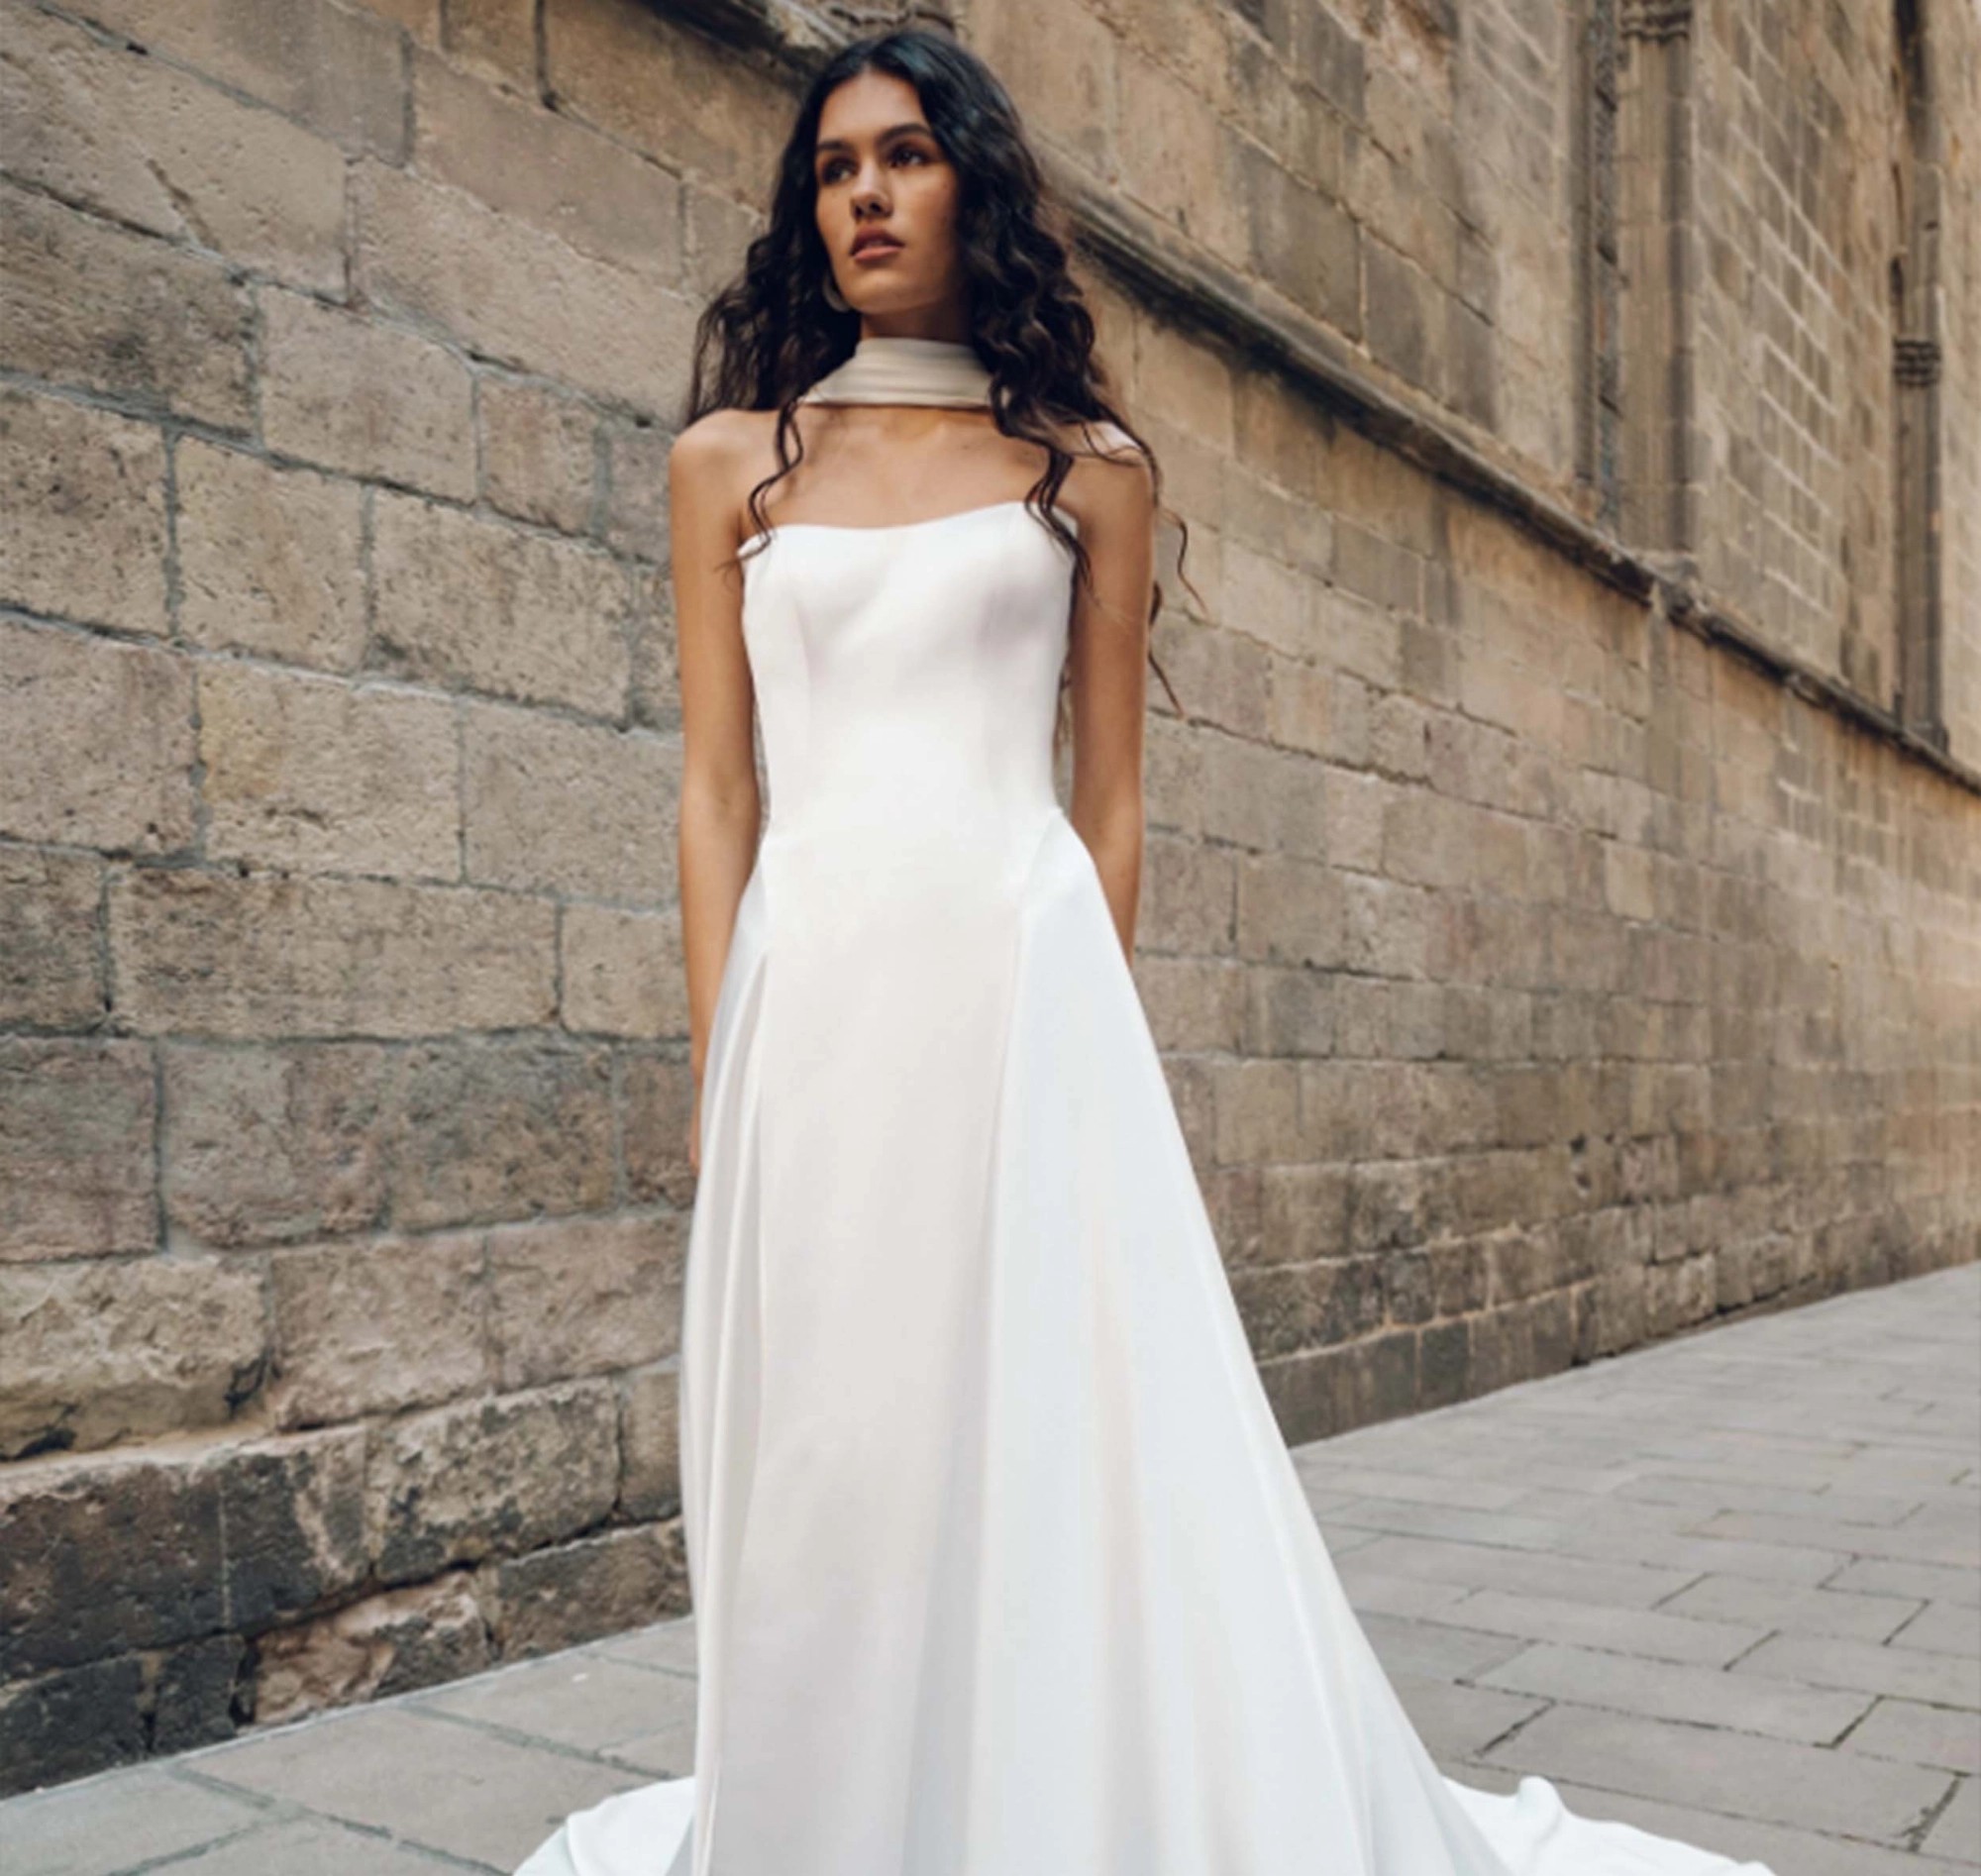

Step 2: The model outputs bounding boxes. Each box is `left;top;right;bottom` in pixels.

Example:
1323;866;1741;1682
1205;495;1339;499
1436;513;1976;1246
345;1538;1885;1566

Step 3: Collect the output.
670;413;761;1172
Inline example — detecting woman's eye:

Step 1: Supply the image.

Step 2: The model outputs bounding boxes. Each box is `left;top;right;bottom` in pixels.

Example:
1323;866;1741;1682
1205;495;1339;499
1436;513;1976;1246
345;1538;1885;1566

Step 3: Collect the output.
818;146;934;185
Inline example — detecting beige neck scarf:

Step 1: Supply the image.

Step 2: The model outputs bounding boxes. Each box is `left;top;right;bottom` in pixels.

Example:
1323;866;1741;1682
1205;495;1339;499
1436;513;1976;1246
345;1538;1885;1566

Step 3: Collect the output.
799;335;993;408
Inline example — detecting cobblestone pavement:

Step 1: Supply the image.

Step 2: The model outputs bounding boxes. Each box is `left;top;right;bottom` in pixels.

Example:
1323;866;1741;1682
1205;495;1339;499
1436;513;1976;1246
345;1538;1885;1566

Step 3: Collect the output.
9;1262;1977;1875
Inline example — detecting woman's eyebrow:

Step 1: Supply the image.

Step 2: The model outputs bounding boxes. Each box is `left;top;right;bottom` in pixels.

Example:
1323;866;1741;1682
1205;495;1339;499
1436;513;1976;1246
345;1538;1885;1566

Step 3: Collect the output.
815;121;934;155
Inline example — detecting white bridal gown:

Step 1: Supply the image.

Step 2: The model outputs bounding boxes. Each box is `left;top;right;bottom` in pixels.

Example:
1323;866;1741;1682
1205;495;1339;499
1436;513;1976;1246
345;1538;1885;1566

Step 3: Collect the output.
516;493;1772;1876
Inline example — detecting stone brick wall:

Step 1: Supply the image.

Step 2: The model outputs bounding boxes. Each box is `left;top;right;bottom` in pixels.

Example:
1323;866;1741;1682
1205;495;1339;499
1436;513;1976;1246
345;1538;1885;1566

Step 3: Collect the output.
3;0;1976;1794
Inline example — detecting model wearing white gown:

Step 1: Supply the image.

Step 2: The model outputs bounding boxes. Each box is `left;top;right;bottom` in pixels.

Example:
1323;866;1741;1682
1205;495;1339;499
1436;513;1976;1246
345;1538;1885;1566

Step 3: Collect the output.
515;337;1772;1876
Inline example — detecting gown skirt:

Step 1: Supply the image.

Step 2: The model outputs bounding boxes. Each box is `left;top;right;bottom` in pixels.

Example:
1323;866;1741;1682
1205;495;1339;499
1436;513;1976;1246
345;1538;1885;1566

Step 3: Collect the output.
514;499;1773;1876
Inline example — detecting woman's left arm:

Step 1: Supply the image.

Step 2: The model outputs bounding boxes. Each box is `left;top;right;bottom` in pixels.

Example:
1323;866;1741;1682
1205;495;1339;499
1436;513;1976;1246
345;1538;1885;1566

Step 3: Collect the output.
1065;426;1158;962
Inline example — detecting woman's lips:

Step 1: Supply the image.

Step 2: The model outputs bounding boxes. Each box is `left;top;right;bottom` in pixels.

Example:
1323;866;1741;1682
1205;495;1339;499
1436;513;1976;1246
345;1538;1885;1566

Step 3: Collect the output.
851;239;903;262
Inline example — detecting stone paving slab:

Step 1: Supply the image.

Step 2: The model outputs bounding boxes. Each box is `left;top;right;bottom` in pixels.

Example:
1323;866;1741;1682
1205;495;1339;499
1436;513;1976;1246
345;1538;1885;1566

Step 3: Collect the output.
4;1261;1976;1874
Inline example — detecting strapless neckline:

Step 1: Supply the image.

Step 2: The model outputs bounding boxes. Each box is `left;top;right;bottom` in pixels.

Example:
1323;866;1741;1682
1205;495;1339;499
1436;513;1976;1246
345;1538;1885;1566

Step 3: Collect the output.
739;497;1079;560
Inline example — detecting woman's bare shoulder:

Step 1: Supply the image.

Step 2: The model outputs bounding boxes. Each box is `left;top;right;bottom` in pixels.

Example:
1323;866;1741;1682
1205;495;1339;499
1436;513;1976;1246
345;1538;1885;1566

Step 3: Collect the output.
1051;415;1154;537
670;409;788;542
670;406;773;480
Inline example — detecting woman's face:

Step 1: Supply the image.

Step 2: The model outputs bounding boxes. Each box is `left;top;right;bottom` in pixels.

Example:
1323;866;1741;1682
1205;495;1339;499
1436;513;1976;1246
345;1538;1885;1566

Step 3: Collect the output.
813;69;966;325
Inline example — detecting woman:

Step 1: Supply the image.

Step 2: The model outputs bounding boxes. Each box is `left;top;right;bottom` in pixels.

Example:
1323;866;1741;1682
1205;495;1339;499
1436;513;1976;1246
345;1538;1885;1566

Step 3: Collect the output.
518;27;1770;1876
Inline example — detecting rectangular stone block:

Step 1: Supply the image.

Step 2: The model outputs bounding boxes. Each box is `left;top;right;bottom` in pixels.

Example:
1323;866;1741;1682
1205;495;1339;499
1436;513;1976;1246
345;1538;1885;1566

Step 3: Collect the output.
365;1382;619;1584
0;389;169;637
620;1053;695;1208
462;702;679;899
0;1452;224;1675
491;1523;686;1660
215;1429;369;1630
352;157;697;417
481;377;598;535
1;4;346;292
0;851;103;1028
617;1362;680;1521
0;1654;148;1798
261;287;475;497
109;869;557;1039
66;0;409;157
541;0;803;195
561;903;688;1040
0;1040;156;1264
197;661;460;879
1199;736;1329;858
488;1213;687;1390
1;621;194;854
371;490;633;716
388;1039;617;1230
411;46;681;279
162;1041;395;1250
174;438;366;669
254;1575;490;1727
0;1254;265;1461
0;180;252;428
269;1230;490;1427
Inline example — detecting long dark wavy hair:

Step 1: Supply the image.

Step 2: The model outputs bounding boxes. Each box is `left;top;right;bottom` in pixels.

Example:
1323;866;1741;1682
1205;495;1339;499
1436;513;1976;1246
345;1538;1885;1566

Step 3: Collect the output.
679;25;1196;724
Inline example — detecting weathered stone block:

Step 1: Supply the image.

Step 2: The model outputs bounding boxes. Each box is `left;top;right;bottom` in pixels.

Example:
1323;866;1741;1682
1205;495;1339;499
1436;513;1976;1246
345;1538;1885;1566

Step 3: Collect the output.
0;1255;265;1461
352;158;697;417
628;563;682;731
481;377;598;535
602;416;673;561
67;0;409;158
163;1042;395;1249
490;1522;686;1660
175;439;366;669
0;389;168;637
150;1632;248;1754
0;1040;156;1264
0;1654;147;1798
1134;954;1248;1055
542;0;790;196
441;0;538;85
620;1053;696;1208
109;870;557;1039
0;181;252;428
365;1383;620;1584
270;1230;490;1427
261;288;475;496
1244;144;1360;334
563;903;688;1040
462;703;679;899
412;47;681;279
0;851;103;1029
216;1429;370;1631
388;1039;616;1229
198;661;461;878
0;619;193;854
371;490;634;717
0;1454;224;1675
1;5;346;292
488;1213;687;1391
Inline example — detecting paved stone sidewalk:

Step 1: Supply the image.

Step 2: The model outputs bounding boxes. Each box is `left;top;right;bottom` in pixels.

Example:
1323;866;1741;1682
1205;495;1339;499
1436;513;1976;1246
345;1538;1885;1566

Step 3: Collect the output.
9;1263;1977;1875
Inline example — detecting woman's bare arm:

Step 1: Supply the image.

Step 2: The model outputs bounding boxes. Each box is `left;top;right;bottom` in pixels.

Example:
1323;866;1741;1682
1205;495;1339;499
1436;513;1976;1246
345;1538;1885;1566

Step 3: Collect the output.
671;412;763;1168
1064;427;1158;962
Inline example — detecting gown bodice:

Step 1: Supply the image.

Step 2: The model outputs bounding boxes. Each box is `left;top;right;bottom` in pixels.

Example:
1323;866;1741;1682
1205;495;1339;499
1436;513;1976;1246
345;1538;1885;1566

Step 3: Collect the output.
738;499;1077;850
